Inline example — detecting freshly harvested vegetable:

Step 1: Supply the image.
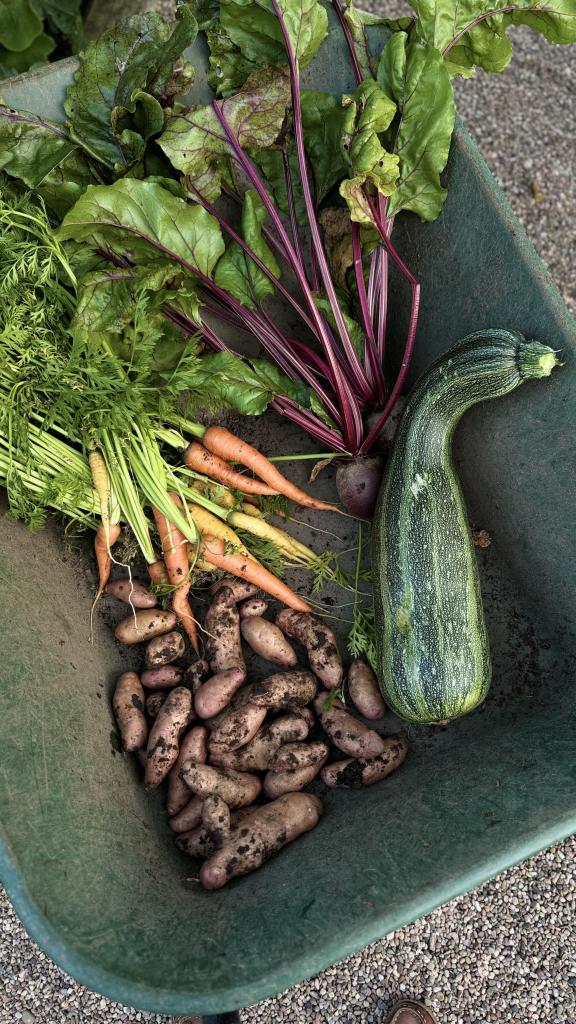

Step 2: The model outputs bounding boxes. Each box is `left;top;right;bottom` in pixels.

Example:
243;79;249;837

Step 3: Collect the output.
208;703;267;751
321;737;408;788
200;426;337;513
239;598;269;618
336;457;385;518
263;757;327;798
169;795;204;833
373;332;559;724
152;497;199;653
167;725;209;816
146;693;167;719
183;659;210;694
200;793;322;890
145;631;186;668
141;665;183;689
209;714;310;771
250;670;317;708
184;442;279;496
202;794;231;847
211;579;259;602
177;807;255;859
202;536;312;612
182;764;262;807
276;611;342;689
270;740;329;772
144;686;192;789
314;692;386;758
284;705;316;730
194;667;247;719
106;579;157;608
347;660;386;720
115;609;177;645
113;673;147;752
205;586;246;674
240;617;298;667
176;824;216;859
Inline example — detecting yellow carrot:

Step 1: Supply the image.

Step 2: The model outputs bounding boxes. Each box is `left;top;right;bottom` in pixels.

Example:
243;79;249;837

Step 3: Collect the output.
228;510;316;563
187;502;251;558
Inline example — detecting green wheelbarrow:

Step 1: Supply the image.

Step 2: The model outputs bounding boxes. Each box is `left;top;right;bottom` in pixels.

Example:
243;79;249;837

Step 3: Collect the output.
1;15;576;1020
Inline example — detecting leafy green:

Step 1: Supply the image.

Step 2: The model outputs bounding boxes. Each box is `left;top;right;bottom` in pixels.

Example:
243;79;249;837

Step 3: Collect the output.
338;80;399;222
58;179;225;277
301;91;348;202
166;349;309;415
37;0;83;38
0;32;54;75
206;24;258;93
0;108;100;217
214;189;280;307
159;66;290;200
221;0;327;67
202;0;327;93
407;0;576;76
64;5;197;173
0;0;42;51
250;142;307;223
378;33;455;221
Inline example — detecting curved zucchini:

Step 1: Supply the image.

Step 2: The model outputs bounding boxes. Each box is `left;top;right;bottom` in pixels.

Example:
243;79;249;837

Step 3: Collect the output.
373;330;559;724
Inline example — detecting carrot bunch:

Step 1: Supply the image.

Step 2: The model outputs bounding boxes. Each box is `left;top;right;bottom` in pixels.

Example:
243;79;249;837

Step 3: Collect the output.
90;420;334;647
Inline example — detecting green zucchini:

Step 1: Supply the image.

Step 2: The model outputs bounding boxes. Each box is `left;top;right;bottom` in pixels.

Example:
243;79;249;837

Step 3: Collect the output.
373;330;559;724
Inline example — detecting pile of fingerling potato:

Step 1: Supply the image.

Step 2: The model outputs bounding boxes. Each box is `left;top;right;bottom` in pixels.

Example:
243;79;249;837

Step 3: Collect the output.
109;577;408;889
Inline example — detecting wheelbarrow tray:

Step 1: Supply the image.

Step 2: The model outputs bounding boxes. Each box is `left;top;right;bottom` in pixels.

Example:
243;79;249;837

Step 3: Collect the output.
1;20;575;1017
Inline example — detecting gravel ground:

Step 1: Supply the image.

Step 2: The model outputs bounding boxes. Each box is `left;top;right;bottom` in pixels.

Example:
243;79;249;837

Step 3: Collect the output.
1;22;575;1024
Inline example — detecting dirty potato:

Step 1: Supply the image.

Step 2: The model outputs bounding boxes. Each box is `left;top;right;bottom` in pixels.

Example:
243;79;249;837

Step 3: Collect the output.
240;617;298;667
140;665;183;689
270;740;329;773
276;610;343;689
115;609;177;645
144;687;192;789
168;794;204;832
146;692;167;719
263;755;328;798
182;764;261;807
200;793;322;889
113;672;148;752
208;703;267;751
182;659;210;695
209;714;310;771
167;725;209;816
320;737;408;787
145;631;185;668
106;579;157;608
205;587;245;674
250;670;317;709
347;660;386;720
239;598;269;619
202;794;231;848
210;578;259;602
194;667;247;720
314;692;386;758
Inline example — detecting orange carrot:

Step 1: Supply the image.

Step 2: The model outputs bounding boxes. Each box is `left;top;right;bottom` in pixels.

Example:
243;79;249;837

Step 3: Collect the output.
148;559;169;587
201;535;312;613
184;442;279;496
201;426;337;512
94;522;121;598
152;497;200;653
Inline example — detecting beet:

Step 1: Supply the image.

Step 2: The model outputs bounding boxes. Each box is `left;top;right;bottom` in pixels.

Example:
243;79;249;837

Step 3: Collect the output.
336;456;385;518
